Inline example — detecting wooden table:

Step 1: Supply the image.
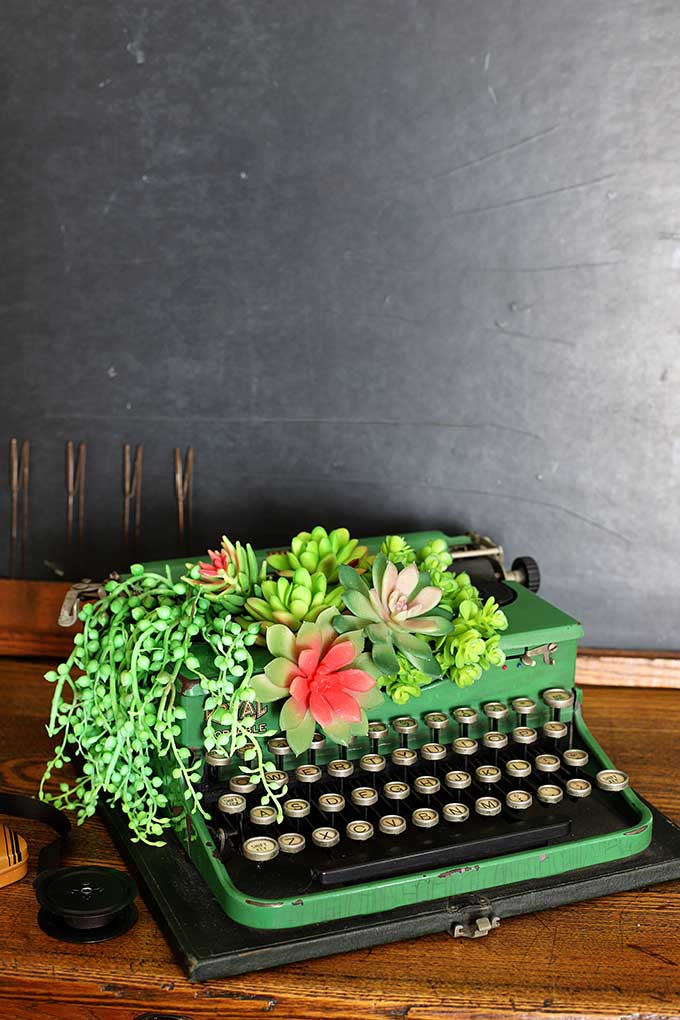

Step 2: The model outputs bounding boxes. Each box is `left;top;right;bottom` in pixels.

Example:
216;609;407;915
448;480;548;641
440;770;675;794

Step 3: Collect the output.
2;656;680;1020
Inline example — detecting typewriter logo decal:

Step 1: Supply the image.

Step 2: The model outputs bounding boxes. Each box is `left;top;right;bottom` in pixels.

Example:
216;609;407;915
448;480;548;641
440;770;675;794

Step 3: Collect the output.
237;700;269;732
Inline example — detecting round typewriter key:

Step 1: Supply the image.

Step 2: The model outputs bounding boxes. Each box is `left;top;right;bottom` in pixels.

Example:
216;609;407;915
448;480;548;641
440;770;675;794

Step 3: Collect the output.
423;711;448;732
563;748;589;769
506;759;531;779
483;702;509;721
347;820;374;841
412;807;439;828
542;688;574;710
318;792;345;814
445;769;471;790
567;777;592;798
596;769;629;792
295;764;322;784
420;742;447;761
243;836;279;861
267;736;291;757
453;737;478;757
513;726;538;745
475;764;502;784
368;721;389;742
543;721;568;741
309;731;327;751
229;774;258;794
327;759;354;780
384;781;410;801
283;798;310;819
483;730;508;750
444;802;469;823
537;784;563;804
506;789;533;811
205;747;230;768
414;775;441;796
379;814;407;835
453;707;478;726
391;747;418;768
535;753;561;773
351;786;378;808
312;826;340;848
249;805;277;826
359;753;386;773
512;696;536;716
475;796;502;817
278;832;306;854
392;716;418;735
236;740;258;760
218;793;246;815
265;770;288;791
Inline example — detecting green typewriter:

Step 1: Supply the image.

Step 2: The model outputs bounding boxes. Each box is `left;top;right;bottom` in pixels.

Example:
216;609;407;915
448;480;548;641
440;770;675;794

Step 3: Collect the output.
50;527;680;979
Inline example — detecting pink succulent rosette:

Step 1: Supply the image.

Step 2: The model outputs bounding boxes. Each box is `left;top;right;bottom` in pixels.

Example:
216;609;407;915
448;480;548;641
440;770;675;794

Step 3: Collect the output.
250;608;383;752
198;547;231;580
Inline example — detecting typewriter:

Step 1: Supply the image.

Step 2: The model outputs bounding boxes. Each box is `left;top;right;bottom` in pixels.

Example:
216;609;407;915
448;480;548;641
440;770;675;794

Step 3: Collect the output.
135;532;655;931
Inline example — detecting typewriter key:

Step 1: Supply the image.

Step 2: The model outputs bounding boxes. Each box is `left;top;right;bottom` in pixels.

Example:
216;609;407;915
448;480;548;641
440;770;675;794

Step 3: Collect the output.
453;737;478;757
218;793;246;815
368;721;389;744
563;748;589;769
511;696;536;718
278;832;306;854
309;731;327;751
475;796;502;817
423;711;448;735
445;769;471;790
512;726;538;745
243;836;279;861
392;716;418;735
295;764;322;784
205;749;231;782
414;775;441;796
265;770;288;791
267;736;291;758
567;778;592;798
535;753;561;773
483;730;508;750
412;807;439;828
327;759;354;780
537;784;563;804
351;786;378;808
483;702;509;722
229;774;258;794
420;742;447;761
283;798;311;819
391;747;418;768
443;802;469;823
379;814;407;835
250;805;277;826
543;721;568;741
384;781;410;801
506;790;533;810
475;765;502;784
236;740;258;760
506;759;531;779
347;820;374;841
359;753;386;773
542;688;574;710
596;769;629;792
318;793;346;814
453;707;478;727
312;826;340;848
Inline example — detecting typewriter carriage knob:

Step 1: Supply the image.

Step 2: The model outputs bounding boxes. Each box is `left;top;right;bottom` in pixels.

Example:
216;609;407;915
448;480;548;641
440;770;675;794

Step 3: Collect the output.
507;555;540;592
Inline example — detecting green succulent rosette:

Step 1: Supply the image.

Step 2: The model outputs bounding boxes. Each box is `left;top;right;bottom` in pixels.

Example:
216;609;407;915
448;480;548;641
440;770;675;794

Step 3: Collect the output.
380;534;416;567
245;567;344;634
267;526;371;583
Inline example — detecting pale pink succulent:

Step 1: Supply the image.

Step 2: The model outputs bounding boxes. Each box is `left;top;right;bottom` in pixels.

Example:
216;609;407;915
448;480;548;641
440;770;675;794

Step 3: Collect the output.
368;560;443;631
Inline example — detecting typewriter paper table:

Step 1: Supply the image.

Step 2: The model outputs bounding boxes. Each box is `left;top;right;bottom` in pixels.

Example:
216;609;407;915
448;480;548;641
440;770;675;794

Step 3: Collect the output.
1;658;679;1020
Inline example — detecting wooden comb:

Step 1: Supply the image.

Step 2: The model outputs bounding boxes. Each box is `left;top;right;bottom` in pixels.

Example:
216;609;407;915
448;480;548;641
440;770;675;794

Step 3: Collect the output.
0;822;28;888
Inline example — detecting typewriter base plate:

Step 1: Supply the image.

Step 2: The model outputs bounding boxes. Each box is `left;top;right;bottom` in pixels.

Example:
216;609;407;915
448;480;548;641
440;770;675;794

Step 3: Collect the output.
101;798;680;982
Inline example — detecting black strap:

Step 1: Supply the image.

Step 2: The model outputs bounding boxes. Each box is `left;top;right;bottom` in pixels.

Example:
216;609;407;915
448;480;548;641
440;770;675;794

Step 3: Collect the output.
0;793;71;873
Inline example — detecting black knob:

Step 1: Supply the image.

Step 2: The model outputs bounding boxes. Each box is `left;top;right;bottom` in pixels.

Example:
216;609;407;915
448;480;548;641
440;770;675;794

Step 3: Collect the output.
511;555;540;592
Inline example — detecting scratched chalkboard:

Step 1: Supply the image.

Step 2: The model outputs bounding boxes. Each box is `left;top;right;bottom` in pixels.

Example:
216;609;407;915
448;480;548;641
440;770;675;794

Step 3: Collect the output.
1;0;679;649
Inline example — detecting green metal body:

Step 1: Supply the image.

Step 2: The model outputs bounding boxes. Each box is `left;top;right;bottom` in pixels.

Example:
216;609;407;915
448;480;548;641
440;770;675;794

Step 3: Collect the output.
152;530;652;931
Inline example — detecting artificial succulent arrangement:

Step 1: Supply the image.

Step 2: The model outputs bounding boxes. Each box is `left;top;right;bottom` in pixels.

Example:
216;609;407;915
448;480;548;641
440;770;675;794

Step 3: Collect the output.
41;527;508;844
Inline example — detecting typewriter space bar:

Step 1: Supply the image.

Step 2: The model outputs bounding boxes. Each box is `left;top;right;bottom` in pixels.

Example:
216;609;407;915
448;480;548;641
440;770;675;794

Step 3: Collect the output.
317;817;572;887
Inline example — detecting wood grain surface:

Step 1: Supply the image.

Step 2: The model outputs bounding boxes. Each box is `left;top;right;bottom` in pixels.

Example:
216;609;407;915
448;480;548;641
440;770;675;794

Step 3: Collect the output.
1;657;679;1020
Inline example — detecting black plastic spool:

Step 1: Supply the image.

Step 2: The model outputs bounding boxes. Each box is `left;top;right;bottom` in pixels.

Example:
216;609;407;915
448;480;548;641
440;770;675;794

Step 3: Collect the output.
34;864;138;944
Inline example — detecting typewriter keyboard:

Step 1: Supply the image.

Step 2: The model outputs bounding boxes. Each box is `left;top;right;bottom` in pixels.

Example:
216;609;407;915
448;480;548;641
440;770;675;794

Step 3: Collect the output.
204;689;636;898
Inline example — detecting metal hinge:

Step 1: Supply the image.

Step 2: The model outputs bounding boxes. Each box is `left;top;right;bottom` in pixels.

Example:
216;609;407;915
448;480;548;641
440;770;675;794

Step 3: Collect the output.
58;579;109;627
453;915;500;938
520;641;558;667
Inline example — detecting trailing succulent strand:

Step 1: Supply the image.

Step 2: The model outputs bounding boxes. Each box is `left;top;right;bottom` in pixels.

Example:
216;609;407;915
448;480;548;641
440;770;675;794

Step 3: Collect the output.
267;526;371;583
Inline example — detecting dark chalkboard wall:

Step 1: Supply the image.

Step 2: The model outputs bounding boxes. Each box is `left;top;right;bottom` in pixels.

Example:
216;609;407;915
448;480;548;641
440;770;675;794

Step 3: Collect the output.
1;1;679;648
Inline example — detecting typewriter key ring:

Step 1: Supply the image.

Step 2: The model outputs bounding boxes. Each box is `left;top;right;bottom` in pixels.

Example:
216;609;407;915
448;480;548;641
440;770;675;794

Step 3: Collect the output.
453;707;477;737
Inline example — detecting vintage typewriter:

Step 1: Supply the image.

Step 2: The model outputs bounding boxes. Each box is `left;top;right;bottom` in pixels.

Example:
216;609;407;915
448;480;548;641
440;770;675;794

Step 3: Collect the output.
99;530;680;978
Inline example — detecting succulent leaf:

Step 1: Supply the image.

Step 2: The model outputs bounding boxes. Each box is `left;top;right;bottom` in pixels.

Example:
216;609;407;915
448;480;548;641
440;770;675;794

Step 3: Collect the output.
266;526;371;583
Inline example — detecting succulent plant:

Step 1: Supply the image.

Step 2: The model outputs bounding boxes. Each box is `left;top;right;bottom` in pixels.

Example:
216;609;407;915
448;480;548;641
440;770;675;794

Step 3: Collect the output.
245;567;344;634
435;596;508;686
378;652;434;704
380;534;416;567
267;526;371;583
250;608;383;751
417;537;453;575
185;536;265;607
334;554;453;677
